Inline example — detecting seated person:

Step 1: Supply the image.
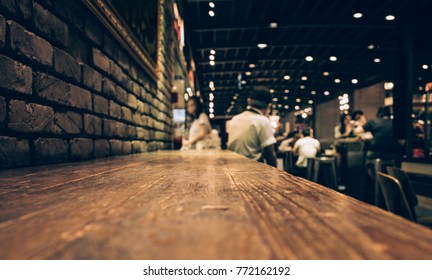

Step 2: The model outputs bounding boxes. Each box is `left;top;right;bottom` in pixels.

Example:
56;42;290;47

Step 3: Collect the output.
278;131;301;152
334;114;355;139
293;128;320;168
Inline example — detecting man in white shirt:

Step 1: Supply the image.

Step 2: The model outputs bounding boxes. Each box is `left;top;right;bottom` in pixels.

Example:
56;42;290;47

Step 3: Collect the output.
293;128;320;168
228;89;277;167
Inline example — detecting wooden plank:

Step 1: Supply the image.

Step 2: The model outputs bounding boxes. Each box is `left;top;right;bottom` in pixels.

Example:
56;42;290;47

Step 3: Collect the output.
1;151;432;259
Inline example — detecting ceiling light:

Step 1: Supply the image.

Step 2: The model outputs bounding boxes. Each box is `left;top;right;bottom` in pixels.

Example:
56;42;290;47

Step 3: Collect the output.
301;76;308;81
352;79;358;84
353;12;363;18
385;15;395;21
209;102;214;108
284;105;289;109
270;22;278;28
248;63;256;68
300;85;305;89
295;105;300;110
305;56;313;62
329;56;337;61
210;49;216;55
209;55;215;60
296;98;301;102
334;79;341;83
277;104;282;108
324;91;330;96
284;75;290;80
257;43;268;49
210;61;215;66
284;89;289;93
209;2;215;8
323;71;330;76
241;80;246;84
209;10;215;17
209;114;214;118
374;58;381;63
308;100;313;104
311;90;316;95
384;82;394;90
270;89;275;93
368;44;375;49
272;97;278;102
283;96;288;100
422;64;429;70
245;71;252;76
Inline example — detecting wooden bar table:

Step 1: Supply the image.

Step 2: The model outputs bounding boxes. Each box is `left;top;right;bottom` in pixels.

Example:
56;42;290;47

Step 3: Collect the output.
1;150;432;259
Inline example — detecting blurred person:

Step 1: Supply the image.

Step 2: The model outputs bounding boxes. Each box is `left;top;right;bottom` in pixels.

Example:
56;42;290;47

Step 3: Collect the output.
293;128;320;168
334;114;355;139
352;110;367;127
228;89;277;167
182;96;212;150
278;130;301;152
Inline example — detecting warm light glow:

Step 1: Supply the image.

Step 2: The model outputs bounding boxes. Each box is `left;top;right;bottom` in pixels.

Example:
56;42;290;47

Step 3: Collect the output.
302;113;307;118
329;56;337;61
353;13;363;18
301;76;308;81
305;56;313;62
283;96;288;100
323;71;330;76
245;71;252;76
248;63;256;68
210;61;215;66
422;64;429;70
209;10;215;17
257;43;268;49
241;80;246;84
270;22;278;28
284;75;291;80
209;102;214;108
284;105;289;109
384;82;394;90
324;91;330;96
295;105;300;110
374;58;381;63
209;55;215;60
210;49;216;55
209;2;215;8
270;89;275;93
308;100;313;104
284;89;289;93
334;79;341;83
385;15;395;21
368;44;375;49
296;98;301;102
311;90;316;95
352;79;359;84
300;85;305;89
209;113;214;118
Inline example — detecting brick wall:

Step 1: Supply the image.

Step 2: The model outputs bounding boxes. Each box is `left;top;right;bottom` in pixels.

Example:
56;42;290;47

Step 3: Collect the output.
0;0;174;169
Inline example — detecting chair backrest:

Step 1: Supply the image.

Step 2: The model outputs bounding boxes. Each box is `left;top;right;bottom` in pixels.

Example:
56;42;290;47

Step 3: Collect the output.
386;166;419;221
376;172;415;221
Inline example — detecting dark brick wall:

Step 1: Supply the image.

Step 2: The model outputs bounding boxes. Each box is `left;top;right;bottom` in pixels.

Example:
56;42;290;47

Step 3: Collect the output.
0;0;174;169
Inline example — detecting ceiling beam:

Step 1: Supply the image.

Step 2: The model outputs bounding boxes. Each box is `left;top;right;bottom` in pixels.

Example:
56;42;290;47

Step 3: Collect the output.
195;43;397;51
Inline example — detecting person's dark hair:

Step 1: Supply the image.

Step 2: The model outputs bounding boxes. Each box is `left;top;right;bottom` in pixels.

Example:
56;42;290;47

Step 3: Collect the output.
249;89;272;110
339;114;348;134
287;131;297;138
376;106;391;118
351;110;364;119
302;128;311;137
187;96;204;119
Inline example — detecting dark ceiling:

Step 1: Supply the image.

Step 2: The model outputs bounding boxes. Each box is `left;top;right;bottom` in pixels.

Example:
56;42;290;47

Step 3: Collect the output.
181;0;432;117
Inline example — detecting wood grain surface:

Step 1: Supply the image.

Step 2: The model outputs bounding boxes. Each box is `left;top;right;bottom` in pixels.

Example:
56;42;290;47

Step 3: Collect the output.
1;150;432;259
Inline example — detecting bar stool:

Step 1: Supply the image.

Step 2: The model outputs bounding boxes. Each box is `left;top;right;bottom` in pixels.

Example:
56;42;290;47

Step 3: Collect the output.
365;158;395;206
307;157;338;189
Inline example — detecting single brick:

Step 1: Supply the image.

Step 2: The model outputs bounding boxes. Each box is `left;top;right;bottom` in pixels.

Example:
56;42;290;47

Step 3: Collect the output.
93;95;108;115
103;119;114;137
136;127;145;139
52;111;82;134
127;93;138;110
0;0;32;22
115;86;128;105
33;2;69;47
84;114;102;136
53;48;80;82
82;64;102;92
70;138;93;160
0;54;32;94
8;100;54;132
109;101;122;119
0;14;5;48
35;73;91;110
127;125;137;138
121;107;132;122
122;141;131;155
84;16;102;46
109;139;122;156
0;96;5;125
0;136;30;168
8;20;53;66
94;139;110;158
103;78;116;98
132;112;142;126
92;48;110;73
34;138;68;164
